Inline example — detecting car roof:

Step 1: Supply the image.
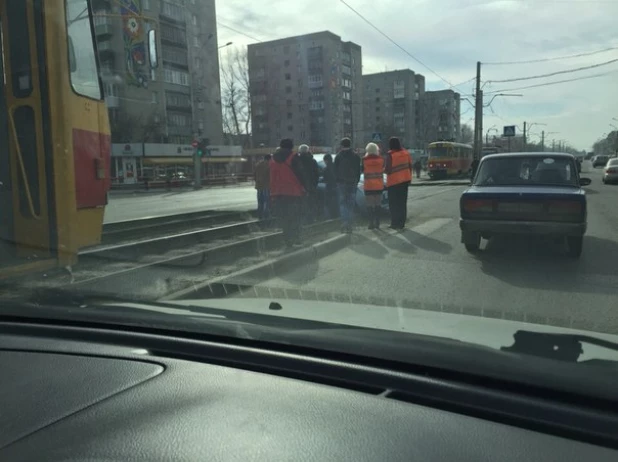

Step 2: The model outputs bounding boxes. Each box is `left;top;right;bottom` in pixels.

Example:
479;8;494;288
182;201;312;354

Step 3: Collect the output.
481;152;576;161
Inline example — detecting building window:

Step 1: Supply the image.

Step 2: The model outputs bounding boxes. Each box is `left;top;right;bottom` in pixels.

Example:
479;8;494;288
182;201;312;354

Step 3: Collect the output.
192;15;198;26
197;101;205;109
284;60;290;67
287;112;293;119
163;67;190;86
375;97;380;103
193;36;199;47
194;58;201;69
287;125;293;131
287;100;292;107
375;88;380;93
166;91;191;107
161;24;187;46
284;45;290;54
285;73;291;80
151;92;158;103
286;86;292;94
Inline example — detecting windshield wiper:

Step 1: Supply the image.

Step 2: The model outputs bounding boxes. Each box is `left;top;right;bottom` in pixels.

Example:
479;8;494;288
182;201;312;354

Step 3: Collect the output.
501;330;618;363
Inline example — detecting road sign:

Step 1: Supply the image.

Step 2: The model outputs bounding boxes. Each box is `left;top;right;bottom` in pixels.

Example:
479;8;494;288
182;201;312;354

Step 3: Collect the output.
372;132;382;142
191;140;198;148
503;126;516;137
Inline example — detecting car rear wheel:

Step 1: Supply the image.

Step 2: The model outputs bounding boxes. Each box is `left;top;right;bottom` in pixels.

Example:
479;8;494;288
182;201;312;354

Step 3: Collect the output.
566;236;583;258
463;232;481;253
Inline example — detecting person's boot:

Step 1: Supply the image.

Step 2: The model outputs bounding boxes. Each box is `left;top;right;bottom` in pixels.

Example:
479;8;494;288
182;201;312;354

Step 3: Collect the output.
374;207;381;229
368;209;375;230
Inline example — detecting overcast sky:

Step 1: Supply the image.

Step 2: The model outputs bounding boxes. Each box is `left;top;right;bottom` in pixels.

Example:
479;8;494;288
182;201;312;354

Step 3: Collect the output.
216;0;618;151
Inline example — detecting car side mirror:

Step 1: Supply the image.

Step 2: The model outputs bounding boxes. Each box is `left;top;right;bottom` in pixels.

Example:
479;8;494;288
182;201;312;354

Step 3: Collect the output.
580;178;592;186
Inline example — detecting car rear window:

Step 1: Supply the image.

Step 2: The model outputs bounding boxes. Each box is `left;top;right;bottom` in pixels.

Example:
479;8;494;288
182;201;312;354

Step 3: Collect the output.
475;156;578;187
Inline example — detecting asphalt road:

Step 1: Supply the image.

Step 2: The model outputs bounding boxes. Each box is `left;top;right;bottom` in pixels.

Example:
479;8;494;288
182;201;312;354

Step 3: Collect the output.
237;167;618;335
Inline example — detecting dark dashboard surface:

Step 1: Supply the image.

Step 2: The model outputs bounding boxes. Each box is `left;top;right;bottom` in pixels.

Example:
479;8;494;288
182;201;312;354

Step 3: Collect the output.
1;323;616;462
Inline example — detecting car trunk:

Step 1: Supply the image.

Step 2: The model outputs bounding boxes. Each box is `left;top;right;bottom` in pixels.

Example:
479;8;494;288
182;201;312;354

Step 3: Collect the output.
461;186;585;223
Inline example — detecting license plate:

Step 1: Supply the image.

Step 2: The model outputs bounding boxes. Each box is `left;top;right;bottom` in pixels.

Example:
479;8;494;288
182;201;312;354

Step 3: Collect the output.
498;202;541;214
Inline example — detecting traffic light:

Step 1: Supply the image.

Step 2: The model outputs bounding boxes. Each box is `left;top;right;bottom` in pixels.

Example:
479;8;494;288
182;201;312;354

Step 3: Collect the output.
197;138;210;157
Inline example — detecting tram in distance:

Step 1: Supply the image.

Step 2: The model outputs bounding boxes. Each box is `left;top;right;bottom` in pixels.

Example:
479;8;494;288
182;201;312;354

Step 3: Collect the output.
0;0;114;279
426;142;474;179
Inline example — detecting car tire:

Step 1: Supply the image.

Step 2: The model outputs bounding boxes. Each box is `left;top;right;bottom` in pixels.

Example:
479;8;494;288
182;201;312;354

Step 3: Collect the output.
463;232;481;253
566;236;583;258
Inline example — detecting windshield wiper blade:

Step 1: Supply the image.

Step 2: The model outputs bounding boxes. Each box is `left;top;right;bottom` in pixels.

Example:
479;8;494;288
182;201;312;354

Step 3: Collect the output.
501;330;618;363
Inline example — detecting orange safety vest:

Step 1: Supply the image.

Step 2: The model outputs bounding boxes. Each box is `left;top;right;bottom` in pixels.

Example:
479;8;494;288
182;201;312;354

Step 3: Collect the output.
387;149;412;187
363;154;384;191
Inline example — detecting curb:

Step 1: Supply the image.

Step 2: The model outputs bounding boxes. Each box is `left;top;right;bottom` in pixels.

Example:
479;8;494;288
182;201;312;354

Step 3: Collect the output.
161;233;351;301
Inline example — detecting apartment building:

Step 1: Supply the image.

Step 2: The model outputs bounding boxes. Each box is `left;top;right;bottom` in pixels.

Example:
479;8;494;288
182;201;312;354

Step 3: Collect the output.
362;70;426;149
421;89;461;144
93;0;223;147
248;31;363;149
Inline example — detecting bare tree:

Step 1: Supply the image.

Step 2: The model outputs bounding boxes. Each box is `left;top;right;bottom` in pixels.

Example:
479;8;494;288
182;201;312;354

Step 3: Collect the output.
220;47;252;148
460;124;473;144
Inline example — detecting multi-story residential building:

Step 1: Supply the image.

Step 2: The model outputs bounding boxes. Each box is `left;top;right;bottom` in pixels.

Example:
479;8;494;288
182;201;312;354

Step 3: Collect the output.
362;70;426;149
420;89;461;145
248;31;362;150
93;0;223;148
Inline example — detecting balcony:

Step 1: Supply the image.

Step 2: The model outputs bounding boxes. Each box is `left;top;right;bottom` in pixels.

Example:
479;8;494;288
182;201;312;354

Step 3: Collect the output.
97;41;114;56
94;16;113;37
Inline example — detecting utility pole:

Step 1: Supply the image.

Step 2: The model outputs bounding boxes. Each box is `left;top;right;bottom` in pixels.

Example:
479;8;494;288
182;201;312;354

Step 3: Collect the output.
552;139;556;152
541;131;545;152
473;61;482;160
523;121;527;152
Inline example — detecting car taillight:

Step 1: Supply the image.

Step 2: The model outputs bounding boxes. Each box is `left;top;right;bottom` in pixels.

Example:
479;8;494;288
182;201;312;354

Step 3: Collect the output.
607;168;617;174
547;200;582;215
463;199;493;213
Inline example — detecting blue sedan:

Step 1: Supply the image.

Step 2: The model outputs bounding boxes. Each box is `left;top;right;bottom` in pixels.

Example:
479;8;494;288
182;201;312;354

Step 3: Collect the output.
460;153;591;258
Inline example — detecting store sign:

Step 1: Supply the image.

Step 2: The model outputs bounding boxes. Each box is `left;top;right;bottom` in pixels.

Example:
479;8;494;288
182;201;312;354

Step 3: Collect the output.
143;144;243;157
112;143;144;157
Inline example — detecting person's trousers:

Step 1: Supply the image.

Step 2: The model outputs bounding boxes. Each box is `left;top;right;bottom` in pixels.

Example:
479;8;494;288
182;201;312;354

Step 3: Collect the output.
257;189;270;219
325;188;339;219
388;182;410;229
273;195;302;245
338;184;357;228
302;191;318;224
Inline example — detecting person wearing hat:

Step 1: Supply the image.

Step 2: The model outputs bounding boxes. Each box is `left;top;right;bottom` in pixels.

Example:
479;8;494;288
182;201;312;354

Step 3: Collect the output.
385;137;413;230
270;139;306;248
362;143;385;229
334;137;361;233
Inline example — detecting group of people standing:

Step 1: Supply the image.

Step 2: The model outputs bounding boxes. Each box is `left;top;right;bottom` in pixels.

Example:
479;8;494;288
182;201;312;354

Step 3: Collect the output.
254;136;414;248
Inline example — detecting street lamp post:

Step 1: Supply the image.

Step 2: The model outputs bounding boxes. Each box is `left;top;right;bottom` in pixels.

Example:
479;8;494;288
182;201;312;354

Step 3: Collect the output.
218;41;233;50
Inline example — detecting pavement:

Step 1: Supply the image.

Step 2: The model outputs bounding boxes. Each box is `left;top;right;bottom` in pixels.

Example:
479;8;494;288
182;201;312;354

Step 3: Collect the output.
222;167;618;335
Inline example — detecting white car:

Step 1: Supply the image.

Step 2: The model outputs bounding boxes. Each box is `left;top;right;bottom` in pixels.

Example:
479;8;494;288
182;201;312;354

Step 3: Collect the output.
602;158;618;184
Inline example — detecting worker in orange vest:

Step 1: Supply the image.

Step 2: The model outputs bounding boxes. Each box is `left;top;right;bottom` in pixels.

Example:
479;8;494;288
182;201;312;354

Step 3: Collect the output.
362;143;385;230
385;137;413;230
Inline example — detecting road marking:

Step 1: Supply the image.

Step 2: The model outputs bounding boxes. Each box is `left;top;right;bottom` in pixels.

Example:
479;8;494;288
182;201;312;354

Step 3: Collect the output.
409;217;453;235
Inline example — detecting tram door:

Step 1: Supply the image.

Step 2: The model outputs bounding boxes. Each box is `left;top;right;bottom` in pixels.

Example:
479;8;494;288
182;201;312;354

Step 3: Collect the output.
0;0;54;267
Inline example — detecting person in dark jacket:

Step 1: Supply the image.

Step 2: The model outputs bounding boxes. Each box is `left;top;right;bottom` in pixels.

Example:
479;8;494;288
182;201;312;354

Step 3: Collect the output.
270;139;306;248
298;144;320;224
254;154;271;219
334;138;361;233
322;154;339;219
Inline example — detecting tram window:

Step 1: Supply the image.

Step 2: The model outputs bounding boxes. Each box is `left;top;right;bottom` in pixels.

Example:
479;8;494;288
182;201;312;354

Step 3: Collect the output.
6;0;33;98
66;0;102;100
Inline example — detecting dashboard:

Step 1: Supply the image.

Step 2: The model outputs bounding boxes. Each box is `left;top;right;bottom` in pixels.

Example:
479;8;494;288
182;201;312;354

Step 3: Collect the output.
1;320;617;461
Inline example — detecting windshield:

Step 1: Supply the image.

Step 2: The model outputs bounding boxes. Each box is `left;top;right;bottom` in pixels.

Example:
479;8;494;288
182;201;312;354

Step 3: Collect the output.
2;0;618;398
428;147;450;158
475;156;578;186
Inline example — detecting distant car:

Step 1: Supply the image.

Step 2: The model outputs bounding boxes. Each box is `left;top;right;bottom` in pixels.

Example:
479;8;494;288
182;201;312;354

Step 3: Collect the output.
460;153;590;258
592;155;609;168
314;154;389;216
602;158;618;184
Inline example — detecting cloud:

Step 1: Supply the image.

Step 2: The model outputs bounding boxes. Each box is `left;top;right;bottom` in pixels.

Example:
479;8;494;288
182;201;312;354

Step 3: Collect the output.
216;0;618;149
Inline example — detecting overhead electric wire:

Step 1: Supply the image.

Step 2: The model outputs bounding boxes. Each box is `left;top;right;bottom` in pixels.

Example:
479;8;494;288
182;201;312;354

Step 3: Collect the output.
486;57;618;84
338;0;462;92
485;69;618;94
217;22;262;43
484;45;618;65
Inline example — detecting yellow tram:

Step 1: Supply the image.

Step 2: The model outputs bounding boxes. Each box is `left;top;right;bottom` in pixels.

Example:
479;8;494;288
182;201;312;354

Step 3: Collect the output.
0;0;111;278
